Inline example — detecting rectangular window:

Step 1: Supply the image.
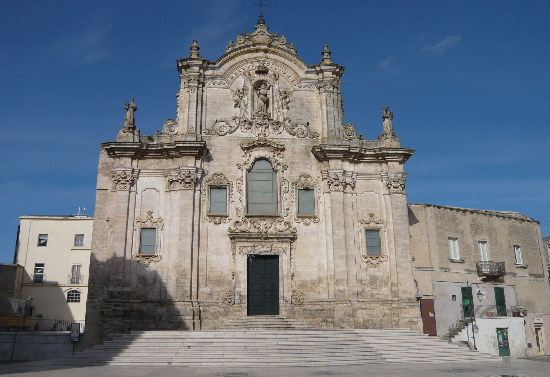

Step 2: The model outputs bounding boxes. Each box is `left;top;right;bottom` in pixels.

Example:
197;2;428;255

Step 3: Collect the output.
74;234;84;247
298;189;315;216
139;228;156;255
209;187;228;215
67;290;81;303
34;263;44;283
479;241;488;262
449;238;460;260
37;234;48;247
71;264;82;284
514;245;523;265
365;230;381;255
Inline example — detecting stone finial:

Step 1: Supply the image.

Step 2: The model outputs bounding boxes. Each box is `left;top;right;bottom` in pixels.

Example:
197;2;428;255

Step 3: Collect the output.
189;38;200;58
321;43;333;65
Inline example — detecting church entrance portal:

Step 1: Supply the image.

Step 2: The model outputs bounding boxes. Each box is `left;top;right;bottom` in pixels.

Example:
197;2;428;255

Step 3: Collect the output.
247;255;279;315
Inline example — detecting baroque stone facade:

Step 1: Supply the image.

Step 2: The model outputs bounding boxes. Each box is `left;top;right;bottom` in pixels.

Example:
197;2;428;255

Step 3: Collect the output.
86;18;421;344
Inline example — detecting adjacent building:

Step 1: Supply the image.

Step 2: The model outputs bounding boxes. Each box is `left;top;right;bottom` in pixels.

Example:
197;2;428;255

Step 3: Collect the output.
409;204;550;357
14;215;93;330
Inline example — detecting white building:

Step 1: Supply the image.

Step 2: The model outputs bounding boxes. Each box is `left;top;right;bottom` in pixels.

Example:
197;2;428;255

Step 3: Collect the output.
14;214;93;330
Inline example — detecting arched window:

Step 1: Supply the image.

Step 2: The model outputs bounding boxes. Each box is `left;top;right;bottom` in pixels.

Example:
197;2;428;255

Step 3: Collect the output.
247;159;278;215
67;290;81;303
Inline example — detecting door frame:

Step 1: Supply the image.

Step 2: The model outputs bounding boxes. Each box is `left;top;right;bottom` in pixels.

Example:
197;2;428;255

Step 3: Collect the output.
231;239;293;317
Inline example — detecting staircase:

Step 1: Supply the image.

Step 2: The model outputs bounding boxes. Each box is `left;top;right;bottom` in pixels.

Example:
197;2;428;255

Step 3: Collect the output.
56;318;498;367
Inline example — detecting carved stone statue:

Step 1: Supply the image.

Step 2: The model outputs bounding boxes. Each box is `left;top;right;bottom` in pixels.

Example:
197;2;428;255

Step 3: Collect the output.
124;98;138;128
279;90;290;110
256;81;270;113
382;106;393;133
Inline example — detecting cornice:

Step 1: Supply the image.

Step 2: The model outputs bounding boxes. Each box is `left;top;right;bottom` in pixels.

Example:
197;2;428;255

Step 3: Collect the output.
102;141;207;159
311;144;414;164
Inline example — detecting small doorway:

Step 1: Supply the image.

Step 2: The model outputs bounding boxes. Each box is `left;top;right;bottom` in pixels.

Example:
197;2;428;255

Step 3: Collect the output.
247;255;279;316
461;286;474;318
496;328;510;356
494;287;507;317
535;326;545;354
420;299;437;336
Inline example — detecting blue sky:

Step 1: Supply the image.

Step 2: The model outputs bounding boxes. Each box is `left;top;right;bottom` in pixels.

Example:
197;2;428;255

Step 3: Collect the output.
1;1;549;263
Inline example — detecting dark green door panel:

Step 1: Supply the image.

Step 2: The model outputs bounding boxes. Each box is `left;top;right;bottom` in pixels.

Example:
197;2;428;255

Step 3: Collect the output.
247;255;279;315
495;287;507;317
461;286;474;318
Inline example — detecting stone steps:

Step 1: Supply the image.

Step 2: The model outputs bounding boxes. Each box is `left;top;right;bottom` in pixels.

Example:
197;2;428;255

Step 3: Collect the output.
54;317;498;366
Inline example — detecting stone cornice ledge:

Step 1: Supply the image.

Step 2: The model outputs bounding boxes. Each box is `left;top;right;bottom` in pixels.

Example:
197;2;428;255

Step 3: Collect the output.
228;232;297;241
312;144;415;163
102;141;207;158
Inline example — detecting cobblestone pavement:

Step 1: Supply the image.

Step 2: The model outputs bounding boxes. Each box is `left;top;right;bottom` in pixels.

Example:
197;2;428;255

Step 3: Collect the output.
1;358;549;377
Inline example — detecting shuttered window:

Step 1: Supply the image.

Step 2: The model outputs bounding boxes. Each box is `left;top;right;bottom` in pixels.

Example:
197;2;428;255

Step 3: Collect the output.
139;228;156;255
449;238;460;260
298;189;315;216
247;160;277;215
209;187;228;215
365;230;381;255
479;241;488;262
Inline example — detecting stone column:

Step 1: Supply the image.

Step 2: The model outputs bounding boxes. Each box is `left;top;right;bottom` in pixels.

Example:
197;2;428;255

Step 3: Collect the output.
385;172;422;330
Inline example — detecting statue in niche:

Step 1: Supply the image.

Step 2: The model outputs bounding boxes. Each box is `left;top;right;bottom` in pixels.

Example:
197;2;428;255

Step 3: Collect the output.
382;106;393;133
124;98;137;127
256;81;270;113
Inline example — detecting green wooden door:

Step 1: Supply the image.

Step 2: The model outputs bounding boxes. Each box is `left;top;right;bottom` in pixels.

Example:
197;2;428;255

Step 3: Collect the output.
461;286;474;318
496;328;510;356
494;287;507;316
247;255;279;316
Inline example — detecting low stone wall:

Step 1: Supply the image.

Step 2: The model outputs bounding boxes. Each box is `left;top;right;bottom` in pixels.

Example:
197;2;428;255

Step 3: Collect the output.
0;332;84;362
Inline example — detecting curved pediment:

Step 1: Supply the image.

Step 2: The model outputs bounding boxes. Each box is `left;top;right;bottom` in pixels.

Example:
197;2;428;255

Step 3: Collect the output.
215;20;309;86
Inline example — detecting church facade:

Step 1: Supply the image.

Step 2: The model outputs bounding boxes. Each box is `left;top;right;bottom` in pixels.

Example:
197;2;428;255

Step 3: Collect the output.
85;19;422;343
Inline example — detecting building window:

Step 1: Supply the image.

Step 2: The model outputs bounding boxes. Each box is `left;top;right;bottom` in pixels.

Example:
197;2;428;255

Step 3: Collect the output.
365;230;382;255
37;234;48;247
209;187;228;215
298;189;315;216
71;264;82;284
139;228;157;255
479;241;488;262
67;290;81;303
247;159;277;215
74;234;84;247
449;238;460;260
514;245;523;265
34;263;44;283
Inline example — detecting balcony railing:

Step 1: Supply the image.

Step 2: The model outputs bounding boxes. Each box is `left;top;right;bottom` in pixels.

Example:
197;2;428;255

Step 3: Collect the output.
473;304;523;318
67;274;85;285
476;261;506;278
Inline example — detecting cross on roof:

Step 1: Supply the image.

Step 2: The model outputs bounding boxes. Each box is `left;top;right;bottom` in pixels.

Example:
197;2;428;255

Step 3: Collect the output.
255;0;269;19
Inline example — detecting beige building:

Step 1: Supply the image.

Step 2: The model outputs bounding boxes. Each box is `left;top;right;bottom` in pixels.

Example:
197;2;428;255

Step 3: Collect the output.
409;204;550;357
14;215;93;330
84;17;550;359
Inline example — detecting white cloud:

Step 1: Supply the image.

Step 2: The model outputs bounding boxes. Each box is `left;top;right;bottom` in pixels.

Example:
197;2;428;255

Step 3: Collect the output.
377;58;397;73
422;35;461;55
52;25;111;65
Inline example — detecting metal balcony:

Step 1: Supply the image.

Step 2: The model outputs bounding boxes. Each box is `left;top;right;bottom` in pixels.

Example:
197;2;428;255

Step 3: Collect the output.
476;261;506;278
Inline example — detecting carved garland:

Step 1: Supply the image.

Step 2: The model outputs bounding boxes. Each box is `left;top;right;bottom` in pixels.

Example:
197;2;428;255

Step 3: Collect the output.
165;167;203;190
111;169;137;191
322;170;357;193
385;172;407;194
133;211;164;266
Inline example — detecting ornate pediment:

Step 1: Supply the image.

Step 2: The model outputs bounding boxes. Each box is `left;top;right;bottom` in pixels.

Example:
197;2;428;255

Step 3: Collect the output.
225;19;297;56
